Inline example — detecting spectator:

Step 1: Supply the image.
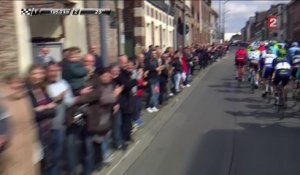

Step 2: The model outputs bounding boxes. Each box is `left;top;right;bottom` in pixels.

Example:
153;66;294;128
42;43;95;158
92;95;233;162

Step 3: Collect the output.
0;73;41;175
136;53;145;69
62;47;88;96
145;45;154;59
84;68;122;165
64;53;97;175
34;47;55;66
109;63;123;149
172;51;183;94
144;49;161;113
141;47;147;57
26;65;57;174
83;54;98;87
59;48;70;67
46;62;75;175
89;45;104;74
118;55;139;145
181;49;189;87
159;53;170;104
129;60;146;128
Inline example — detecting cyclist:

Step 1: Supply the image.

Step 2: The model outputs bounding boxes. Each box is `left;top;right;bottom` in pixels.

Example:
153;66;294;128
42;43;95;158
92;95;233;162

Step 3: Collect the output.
291;49;300;92
261;48;277;98
287;42;299;59
235;47;247;80
247;46;260;86
272;52;292;105
269;41;279;57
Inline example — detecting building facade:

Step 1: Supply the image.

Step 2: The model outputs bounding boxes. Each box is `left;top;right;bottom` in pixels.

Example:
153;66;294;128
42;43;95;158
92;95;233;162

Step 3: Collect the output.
0;0;124;75
209;8;219;44
266;4;287;42
124;0;175;57
287;0;300;42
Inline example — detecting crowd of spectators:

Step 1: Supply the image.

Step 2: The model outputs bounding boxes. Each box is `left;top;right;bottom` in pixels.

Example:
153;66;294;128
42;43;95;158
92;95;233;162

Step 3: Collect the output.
0;43;228;175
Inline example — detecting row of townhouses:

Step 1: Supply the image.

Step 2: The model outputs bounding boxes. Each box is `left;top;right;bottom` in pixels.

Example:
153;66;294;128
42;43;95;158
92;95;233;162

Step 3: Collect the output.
241;0;300;43
0;0;219;75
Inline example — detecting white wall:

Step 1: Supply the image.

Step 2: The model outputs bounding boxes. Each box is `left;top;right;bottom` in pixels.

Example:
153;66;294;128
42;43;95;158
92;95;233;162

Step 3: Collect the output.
63;0;88;54
144;1;174;50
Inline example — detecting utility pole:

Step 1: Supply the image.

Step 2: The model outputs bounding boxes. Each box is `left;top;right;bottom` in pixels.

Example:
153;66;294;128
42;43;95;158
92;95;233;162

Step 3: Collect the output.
99;0;108;66
183;5;186;47
218;0;221;43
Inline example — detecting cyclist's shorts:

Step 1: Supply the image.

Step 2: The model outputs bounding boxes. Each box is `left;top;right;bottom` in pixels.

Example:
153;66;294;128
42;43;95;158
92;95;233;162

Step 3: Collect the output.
249;61;259;71
274;72;291;86
263;66;273;79
235;59;246;67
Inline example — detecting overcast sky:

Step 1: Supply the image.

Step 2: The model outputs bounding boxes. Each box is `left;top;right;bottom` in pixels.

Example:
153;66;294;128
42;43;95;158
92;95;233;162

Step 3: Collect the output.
211;0;290;34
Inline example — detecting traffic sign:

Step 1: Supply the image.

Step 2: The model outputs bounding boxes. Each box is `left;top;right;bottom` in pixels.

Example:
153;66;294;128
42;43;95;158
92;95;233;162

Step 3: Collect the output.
267;16;277;30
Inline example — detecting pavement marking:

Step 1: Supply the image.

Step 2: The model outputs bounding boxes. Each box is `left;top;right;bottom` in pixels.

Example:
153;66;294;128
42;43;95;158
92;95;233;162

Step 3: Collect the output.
106;140;141;175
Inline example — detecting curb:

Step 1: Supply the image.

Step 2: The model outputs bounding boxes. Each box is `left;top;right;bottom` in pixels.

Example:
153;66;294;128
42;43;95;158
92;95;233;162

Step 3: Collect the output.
96;58;225;175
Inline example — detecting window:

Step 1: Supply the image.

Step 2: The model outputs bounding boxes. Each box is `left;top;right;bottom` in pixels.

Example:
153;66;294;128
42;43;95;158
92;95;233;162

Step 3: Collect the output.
151;8;154;17
147;6;150;16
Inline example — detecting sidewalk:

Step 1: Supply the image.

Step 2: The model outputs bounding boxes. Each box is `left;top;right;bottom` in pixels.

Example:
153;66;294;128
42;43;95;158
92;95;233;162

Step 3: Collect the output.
95;57;226;175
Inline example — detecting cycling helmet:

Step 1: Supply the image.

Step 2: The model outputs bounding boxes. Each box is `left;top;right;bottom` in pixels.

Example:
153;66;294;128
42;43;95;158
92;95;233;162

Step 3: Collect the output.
292;42;298;47
278;49;286;58
266;48;273;54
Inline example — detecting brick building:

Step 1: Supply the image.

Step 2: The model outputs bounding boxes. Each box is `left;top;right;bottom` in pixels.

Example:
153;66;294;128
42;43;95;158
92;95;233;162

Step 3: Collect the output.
287;0;300;42
265;4;287;42
85;0;124;63
0;0;124;76
124;0;175;57
199;0;212;44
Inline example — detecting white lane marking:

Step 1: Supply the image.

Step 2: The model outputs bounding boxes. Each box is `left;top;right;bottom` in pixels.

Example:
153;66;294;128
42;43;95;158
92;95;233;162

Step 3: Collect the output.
106;140;141;175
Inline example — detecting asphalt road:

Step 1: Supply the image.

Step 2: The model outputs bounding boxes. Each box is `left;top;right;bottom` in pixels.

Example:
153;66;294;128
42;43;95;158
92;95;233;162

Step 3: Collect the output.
124;49;300;175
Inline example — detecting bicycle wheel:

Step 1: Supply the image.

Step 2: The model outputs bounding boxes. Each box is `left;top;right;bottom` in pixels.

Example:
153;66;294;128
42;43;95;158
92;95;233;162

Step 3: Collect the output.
277;86;285;120
266;80;272;103
250;70;255;93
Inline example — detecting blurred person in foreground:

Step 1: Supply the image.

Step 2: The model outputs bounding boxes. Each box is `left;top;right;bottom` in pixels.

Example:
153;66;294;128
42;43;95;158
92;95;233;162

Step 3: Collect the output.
26;65;57;174
85;68;123;166
64;53;98;175
0;73;41;175
118;55;140;145
144;49;161;113
62;47;89;96
46;62;75;175
89;45;104;74
109;63;123;149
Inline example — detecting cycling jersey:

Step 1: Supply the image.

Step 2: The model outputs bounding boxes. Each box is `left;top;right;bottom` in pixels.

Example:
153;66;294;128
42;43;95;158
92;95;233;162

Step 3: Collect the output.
288;46;299;59
274;60;291;75
273;59;291;86
292;55;300;67
248;50;260;62
263;54;276;67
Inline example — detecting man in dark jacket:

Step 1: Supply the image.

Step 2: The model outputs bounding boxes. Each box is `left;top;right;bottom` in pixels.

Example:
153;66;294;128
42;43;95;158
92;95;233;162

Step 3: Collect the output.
62;47;88;96
118;55;140;144
89;45;104;74
144;49;161;113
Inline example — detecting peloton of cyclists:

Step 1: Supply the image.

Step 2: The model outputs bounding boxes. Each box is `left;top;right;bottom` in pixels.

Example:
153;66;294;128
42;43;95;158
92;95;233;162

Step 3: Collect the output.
239;40;300;106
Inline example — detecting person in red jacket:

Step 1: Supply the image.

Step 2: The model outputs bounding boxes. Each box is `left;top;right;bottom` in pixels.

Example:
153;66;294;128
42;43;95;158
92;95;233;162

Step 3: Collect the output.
235;47;247;80
181;53;188;86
